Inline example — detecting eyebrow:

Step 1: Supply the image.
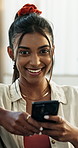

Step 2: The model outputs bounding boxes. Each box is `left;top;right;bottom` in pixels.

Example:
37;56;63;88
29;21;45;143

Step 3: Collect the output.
18;46;30;50
38;45;51;49
18;45;51;50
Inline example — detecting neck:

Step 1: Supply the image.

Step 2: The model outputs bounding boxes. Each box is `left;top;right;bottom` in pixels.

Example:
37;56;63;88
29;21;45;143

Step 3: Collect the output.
18;78;50;101
19;77;47;90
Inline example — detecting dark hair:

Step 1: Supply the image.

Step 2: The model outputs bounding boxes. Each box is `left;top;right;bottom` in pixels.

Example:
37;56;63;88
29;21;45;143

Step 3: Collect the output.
8;13;54;83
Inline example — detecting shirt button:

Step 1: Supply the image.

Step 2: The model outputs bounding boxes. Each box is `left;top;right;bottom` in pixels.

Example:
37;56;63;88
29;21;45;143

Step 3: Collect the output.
51;139;56;144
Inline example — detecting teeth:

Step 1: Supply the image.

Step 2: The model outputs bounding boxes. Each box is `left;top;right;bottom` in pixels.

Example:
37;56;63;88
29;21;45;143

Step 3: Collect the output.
28;69;41;73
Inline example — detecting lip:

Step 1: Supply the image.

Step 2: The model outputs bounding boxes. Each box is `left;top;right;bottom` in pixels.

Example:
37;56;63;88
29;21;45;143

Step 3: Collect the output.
26;68;43;76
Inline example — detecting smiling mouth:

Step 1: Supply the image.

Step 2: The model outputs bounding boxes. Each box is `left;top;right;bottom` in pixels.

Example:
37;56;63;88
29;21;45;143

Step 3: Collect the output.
28;69;42;73
26;68;43;76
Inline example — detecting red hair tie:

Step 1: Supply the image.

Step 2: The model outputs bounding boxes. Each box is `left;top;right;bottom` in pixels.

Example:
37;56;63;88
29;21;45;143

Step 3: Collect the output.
17;4;42;16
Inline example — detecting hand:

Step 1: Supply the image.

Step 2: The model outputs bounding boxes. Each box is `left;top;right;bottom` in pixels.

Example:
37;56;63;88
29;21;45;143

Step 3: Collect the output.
40;115;78;147
0;108;40;136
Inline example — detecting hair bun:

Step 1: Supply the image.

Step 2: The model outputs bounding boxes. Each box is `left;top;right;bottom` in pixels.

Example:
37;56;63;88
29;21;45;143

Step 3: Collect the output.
17;3;42;16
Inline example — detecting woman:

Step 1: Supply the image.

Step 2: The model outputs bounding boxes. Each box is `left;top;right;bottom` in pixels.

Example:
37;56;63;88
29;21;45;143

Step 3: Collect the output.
0;4;78;148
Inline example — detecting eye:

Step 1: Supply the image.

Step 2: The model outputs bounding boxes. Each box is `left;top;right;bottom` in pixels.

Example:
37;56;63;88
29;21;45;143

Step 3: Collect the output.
40;49;50;54
18;50;30;55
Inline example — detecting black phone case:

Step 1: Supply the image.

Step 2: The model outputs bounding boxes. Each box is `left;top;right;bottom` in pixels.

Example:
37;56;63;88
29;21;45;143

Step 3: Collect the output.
32;100;59;122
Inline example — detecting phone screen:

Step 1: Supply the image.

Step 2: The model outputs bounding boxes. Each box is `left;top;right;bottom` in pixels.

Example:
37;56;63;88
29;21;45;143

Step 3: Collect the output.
32;100;59;122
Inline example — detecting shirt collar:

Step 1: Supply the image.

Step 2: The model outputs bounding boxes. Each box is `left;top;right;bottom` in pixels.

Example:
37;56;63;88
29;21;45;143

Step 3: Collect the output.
9;79;22;102
9;79;67;104
49;80;67;104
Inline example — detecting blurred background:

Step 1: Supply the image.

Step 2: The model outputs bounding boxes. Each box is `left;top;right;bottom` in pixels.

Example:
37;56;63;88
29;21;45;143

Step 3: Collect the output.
0;0;78;85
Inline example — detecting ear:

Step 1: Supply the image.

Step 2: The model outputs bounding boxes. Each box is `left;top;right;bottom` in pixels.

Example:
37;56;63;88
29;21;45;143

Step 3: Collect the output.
7;46;14;61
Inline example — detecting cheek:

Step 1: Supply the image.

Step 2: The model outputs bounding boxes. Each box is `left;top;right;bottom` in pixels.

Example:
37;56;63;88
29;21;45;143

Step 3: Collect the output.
16;57;24;71
47;61;52;71
46;56;52;65
45;57;52;71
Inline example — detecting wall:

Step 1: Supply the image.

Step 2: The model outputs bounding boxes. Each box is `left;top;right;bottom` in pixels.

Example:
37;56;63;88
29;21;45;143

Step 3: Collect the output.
0;0;78;86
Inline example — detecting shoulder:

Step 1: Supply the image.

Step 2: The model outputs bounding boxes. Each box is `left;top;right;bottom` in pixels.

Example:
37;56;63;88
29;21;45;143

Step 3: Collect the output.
0;83;10;93
0;83;11;101
0;80;20;98
50;80;78;103
0;83;11;108
51;80;78;94
57;83;78;96
0;80;21;109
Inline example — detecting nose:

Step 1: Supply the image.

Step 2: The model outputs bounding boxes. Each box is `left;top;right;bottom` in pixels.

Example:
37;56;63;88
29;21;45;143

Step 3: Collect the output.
30;54;40;66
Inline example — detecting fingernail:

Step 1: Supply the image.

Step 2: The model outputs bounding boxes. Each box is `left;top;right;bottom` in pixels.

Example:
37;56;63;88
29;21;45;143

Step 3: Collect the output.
39;132;42;135
40;127;43;131
44;115;49;119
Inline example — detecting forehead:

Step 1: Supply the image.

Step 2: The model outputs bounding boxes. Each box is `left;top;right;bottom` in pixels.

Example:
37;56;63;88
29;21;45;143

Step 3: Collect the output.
19;32;52;47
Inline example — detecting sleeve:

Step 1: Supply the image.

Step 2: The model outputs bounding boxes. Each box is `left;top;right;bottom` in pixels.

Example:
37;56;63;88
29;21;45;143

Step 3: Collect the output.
0;84;11;109
0;137;7;148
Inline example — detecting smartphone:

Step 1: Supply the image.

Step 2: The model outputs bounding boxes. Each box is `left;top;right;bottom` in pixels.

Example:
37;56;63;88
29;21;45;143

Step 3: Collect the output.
31;100;59;122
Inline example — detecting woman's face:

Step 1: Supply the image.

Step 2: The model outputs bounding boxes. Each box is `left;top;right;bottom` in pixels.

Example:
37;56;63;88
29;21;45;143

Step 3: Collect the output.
15;32;54;84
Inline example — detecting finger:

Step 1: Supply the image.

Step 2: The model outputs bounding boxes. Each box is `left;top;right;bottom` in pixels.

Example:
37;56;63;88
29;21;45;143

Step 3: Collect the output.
42;129;63;137
12;120;39;135
26;114;31;121
23;113;41;130
26;116;42;130
44;115;64;124
11;122;35;136
24;122;39;134
39;122;60;130
15;113;40;134
42;129;66;142
51;116;63;123
39;117;64;131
